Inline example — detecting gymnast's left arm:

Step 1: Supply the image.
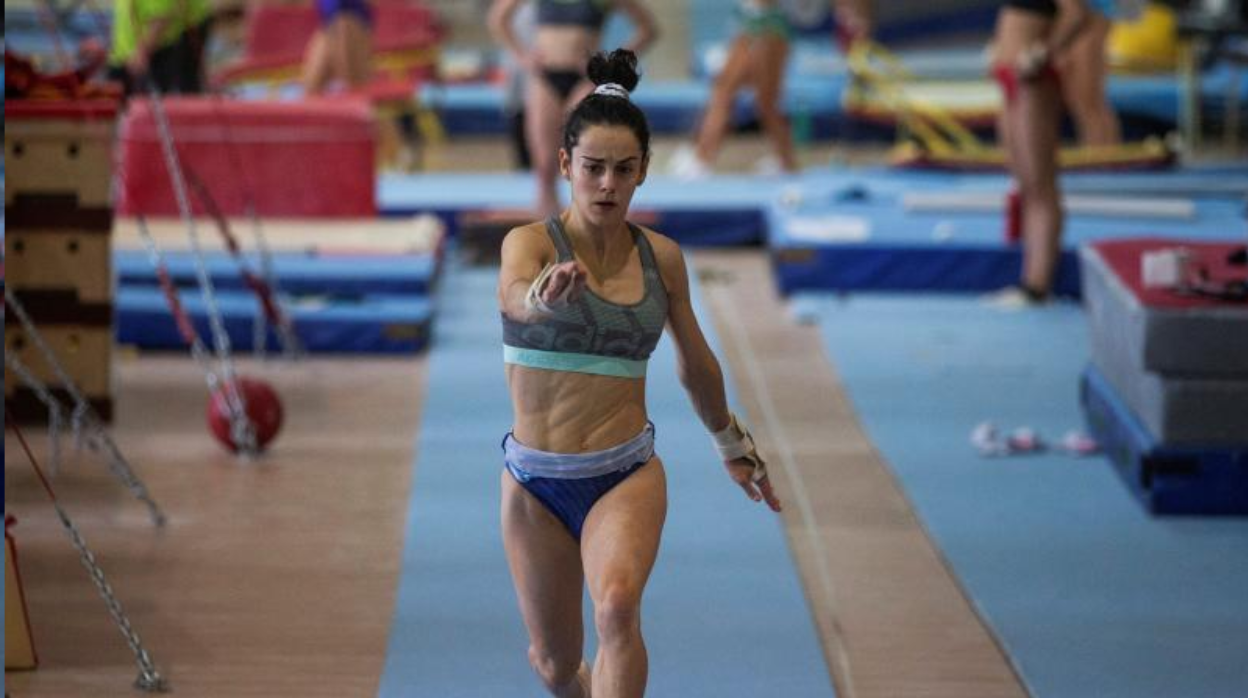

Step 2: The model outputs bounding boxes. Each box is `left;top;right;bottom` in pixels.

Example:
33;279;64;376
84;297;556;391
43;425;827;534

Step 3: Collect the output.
652;233;782;512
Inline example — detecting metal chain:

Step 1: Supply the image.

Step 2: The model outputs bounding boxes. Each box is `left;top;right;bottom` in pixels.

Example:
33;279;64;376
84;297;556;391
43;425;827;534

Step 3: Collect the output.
143;85;258;457
248;206;304;360
135;217;224;393
212;89;303;360
4;351;68;476
53;502;169;691
49;402;65;477
4;291;168;526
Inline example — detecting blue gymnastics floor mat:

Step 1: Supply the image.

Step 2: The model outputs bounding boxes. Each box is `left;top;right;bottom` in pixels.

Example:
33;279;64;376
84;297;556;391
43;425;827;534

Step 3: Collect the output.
379;171;778;245
116;286;433;354
115;249;439;296
769;168;1248;296
377;264;831;696
802;292;1248;698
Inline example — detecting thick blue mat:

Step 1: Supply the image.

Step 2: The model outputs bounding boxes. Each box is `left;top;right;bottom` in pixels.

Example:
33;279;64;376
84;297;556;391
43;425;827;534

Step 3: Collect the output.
802;293;1248;698
1080;365;1248;516
379;172;776;245
115;249;439;296
378;265;831;696
116;286;433;354
769;169;1248;295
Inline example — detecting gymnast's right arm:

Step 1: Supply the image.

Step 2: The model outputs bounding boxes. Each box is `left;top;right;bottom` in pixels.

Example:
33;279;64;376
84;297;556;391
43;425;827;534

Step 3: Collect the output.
498;226;586;324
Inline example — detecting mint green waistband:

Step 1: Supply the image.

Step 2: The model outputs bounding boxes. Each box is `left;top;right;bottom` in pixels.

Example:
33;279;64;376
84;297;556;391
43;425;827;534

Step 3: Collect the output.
504;345;647;379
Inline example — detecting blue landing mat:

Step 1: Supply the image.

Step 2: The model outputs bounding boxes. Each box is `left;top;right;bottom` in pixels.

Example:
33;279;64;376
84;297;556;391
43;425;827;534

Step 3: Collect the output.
114;249;439;296
769;171;1248;296
801;293;1248;698
380;166;1248;255
379;172;778;245
378;265;831;697
1080;365;1248;516
116;286;433;354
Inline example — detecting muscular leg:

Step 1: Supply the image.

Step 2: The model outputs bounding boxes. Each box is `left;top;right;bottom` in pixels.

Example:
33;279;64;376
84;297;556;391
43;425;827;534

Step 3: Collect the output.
502;471;591;697
1058;14;1119;147
695;35;755;164
1015;76;1063;295
526;75;567;216
302;31;331;95
326;15;371;91
340;15;373;89
750;33;797;172
581;458;667;698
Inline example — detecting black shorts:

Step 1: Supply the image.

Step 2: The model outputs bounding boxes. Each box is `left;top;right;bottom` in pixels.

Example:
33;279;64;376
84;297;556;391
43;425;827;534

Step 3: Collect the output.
1004;0;1058;18
109;19;212;96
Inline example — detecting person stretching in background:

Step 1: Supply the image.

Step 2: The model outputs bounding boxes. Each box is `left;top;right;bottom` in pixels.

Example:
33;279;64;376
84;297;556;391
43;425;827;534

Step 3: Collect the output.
302;0;373;94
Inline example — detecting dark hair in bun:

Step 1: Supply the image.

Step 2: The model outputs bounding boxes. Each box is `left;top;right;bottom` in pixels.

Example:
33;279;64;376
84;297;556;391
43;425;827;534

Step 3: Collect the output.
562;48;651;157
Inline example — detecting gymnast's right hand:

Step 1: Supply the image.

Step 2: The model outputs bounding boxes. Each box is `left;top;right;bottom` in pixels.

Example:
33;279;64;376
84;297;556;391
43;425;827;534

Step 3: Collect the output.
525;260;587;315
542;261;587;307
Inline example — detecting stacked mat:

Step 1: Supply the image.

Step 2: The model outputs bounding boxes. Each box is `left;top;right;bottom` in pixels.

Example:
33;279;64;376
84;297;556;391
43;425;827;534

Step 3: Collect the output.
1079;238;1248;514
112;216;444;354
767;170;1248;297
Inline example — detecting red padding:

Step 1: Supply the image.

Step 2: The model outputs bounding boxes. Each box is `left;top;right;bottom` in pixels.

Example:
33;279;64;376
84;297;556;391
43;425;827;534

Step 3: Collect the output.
5;99;118;120
234;1;442;70
116;97;377;218
1091;238;1247;309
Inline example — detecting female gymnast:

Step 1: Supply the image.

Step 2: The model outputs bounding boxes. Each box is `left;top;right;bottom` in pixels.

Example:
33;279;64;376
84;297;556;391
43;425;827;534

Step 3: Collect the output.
497;48;782;697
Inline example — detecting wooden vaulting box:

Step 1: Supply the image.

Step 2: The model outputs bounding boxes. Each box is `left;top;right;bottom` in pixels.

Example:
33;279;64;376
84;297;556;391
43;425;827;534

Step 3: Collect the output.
4;101;117;209
5;229;113;304
5;99;119;423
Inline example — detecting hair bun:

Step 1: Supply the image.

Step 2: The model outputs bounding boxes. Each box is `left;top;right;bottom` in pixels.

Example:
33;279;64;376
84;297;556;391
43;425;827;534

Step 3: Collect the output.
586;49;641;93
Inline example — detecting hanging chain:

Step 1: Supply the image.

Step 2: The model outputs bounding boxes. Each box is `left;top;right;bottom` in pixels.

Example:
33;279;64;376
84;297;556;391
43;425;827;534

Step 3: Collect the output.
135;216;224;393
143;85;258;457
247;203;304;360
8;407;170;692
54;503;170;692
5;291;168;526
211;89;304;360
4;351;68;476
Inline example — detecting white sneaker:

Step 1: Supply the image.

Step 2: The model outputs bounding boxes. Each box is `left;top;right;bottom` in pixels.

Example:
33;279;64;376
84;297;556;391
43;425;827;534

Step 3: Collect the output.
669;144;711;180
980;285;1049;309
753;153;785;176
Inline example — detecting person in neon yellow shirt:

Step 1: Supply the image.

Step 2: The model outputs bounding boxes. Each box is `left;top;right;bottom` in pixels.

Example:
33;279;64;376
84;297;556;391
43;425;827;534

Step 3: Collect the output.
108;0;213;95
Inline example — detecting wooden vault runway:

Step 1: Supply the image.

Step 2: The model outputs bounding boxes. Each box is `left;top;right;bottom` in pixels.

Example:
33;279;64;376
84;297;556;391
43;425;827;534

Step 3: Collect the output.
4;252;1026;698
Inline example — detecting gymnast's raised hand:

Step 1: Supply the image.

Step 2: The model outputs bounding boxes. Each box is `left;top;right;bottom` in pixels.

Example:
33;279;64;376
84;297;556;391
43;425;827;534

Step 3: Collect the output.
524;259;587;315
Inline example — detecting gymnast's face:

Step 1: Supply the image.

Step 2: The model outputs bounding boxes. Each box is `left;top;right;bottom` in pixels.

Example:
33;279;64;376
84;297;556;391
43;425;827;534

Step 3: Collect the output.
560;124;649;227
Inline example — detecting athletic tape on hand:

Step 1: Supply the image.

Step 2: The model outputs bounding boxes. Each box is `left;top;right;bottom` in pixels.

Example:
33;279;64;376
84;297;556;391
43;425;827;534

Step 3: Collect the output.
524;263;570;314
712;413;769;482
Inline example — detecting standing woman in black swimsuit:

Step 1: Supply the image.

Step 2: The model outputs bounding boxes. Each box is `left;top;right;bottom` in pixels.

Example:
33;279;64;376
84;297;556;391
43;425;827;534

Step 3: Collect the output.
989;0;1090;304
489;0;659;216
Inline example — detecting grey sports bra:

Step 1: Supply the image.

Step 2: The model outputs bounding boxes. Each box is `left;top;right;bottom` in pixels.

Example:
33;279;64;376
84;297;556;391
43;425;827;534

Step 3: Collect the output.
502;216;669;378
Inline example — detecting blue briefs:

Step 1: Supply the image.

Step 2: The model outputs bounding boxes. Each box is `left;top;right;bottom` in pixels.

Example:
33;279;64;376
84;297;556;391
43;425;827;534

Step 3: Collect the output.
317;0;372;25
503;423;655;540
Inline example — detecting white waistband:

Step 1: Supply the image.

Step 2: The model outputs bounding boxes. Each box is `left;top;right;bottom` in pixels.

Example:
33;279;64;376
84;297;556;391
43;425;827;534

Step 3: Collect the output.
503;423;655;480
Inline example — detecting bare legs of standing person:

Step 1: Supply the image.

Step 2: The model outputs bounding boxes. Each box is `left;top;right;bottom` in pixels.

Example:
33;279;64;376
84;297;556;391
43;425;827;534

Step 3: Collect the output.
1057;12;1120;147
999;73;1063;296
525;77;592;216
677;31;796;177
302;13;372;95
